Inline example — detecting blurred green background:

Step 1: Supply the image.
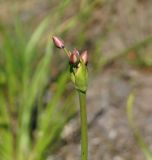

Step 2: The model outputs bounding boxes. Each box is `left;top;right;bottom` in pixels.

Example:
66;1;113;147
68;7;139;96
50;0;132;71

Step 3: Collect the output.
0;0;152;160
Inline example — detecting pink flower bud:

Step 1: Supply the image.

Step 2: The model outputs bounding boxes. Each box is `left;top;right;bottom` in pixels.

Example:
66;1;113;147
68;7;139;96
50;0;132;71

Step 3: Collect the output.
69;48;80;64
52;36;64;49
69;53;78;64
80;50;88;64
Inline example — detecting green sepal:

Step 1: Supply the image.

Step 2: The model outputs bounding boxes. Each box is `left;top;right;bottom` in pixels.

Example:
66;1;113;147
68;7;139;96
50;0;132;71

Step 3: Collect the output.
75;62;88;92
70;71;75;84
70;64;76;84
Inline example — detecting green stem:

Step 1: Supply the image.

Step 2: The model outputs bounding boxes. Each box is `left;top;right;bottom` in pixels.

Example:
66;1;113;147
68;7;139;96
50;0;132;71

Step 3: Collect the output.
78;91;88;160
64;48;70;57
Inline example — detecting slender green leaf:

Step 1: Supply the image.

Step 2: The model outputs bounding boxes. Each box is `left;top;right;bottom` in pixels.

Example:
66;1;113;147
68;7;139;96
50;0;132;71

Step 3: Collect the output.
127;93;152;160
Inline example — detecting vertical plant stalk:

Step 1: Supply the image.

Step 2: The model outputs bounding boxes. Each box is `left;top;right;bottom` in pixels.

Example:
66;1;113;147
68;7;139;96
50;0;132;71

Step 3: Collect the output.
52;36;89;160
78;91;88;160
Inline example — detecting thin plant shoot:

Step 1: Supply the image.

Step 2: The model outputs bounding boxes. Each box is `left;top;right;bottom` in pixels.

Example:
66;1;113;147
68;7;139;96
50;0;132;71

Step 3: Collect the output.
52;36;89;160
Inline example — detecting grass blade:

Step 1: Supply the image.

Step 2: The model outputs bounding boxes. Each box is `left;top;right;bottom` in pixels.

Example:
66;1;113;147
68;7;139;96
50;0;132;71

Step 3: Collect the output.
127;93;152;160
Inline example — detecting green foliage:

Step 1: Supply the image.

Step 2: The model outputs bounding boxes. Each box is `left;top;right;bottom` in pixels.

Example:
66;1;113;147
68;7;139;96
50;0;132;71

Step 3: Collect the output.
0;1;102;159
127;93;152;160
0;2;78;160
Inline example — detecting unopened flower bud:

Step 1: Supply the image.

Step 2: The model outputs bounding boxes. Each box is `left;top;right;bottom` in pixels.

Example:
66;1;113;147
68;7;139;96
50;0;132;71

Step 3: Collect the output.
70;53;78;64
52;36;64;49
81;50;88;64
69;48;80;64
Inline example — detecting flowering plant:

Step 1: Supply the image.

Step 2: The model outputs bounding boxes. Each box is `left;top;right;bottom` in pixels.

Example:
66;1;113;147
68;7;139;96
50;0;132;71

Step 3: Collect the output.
52;36;89;160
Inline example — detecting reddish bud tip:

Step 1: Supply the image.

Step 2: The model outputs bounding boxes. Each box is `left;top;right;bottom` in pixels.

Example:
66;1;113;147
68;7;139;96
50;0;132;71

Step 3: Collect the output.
70;48;80;64
73;48;79;57
81;50;88;64
69;53;78;64
52;36;64;49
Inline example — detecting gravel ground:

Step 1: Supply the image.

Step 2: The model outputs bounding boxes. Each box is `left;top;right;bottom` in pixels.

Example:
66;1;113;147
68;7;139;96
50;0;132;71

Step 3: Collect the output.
50;65;152;160
48;0;152;159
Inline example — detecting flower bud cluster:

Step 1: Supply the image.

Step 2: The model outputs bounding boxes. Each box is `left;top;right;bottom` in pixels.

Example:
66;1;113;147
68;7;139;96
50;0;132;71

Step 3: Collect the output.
52;35;88;92
52;36;88;65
